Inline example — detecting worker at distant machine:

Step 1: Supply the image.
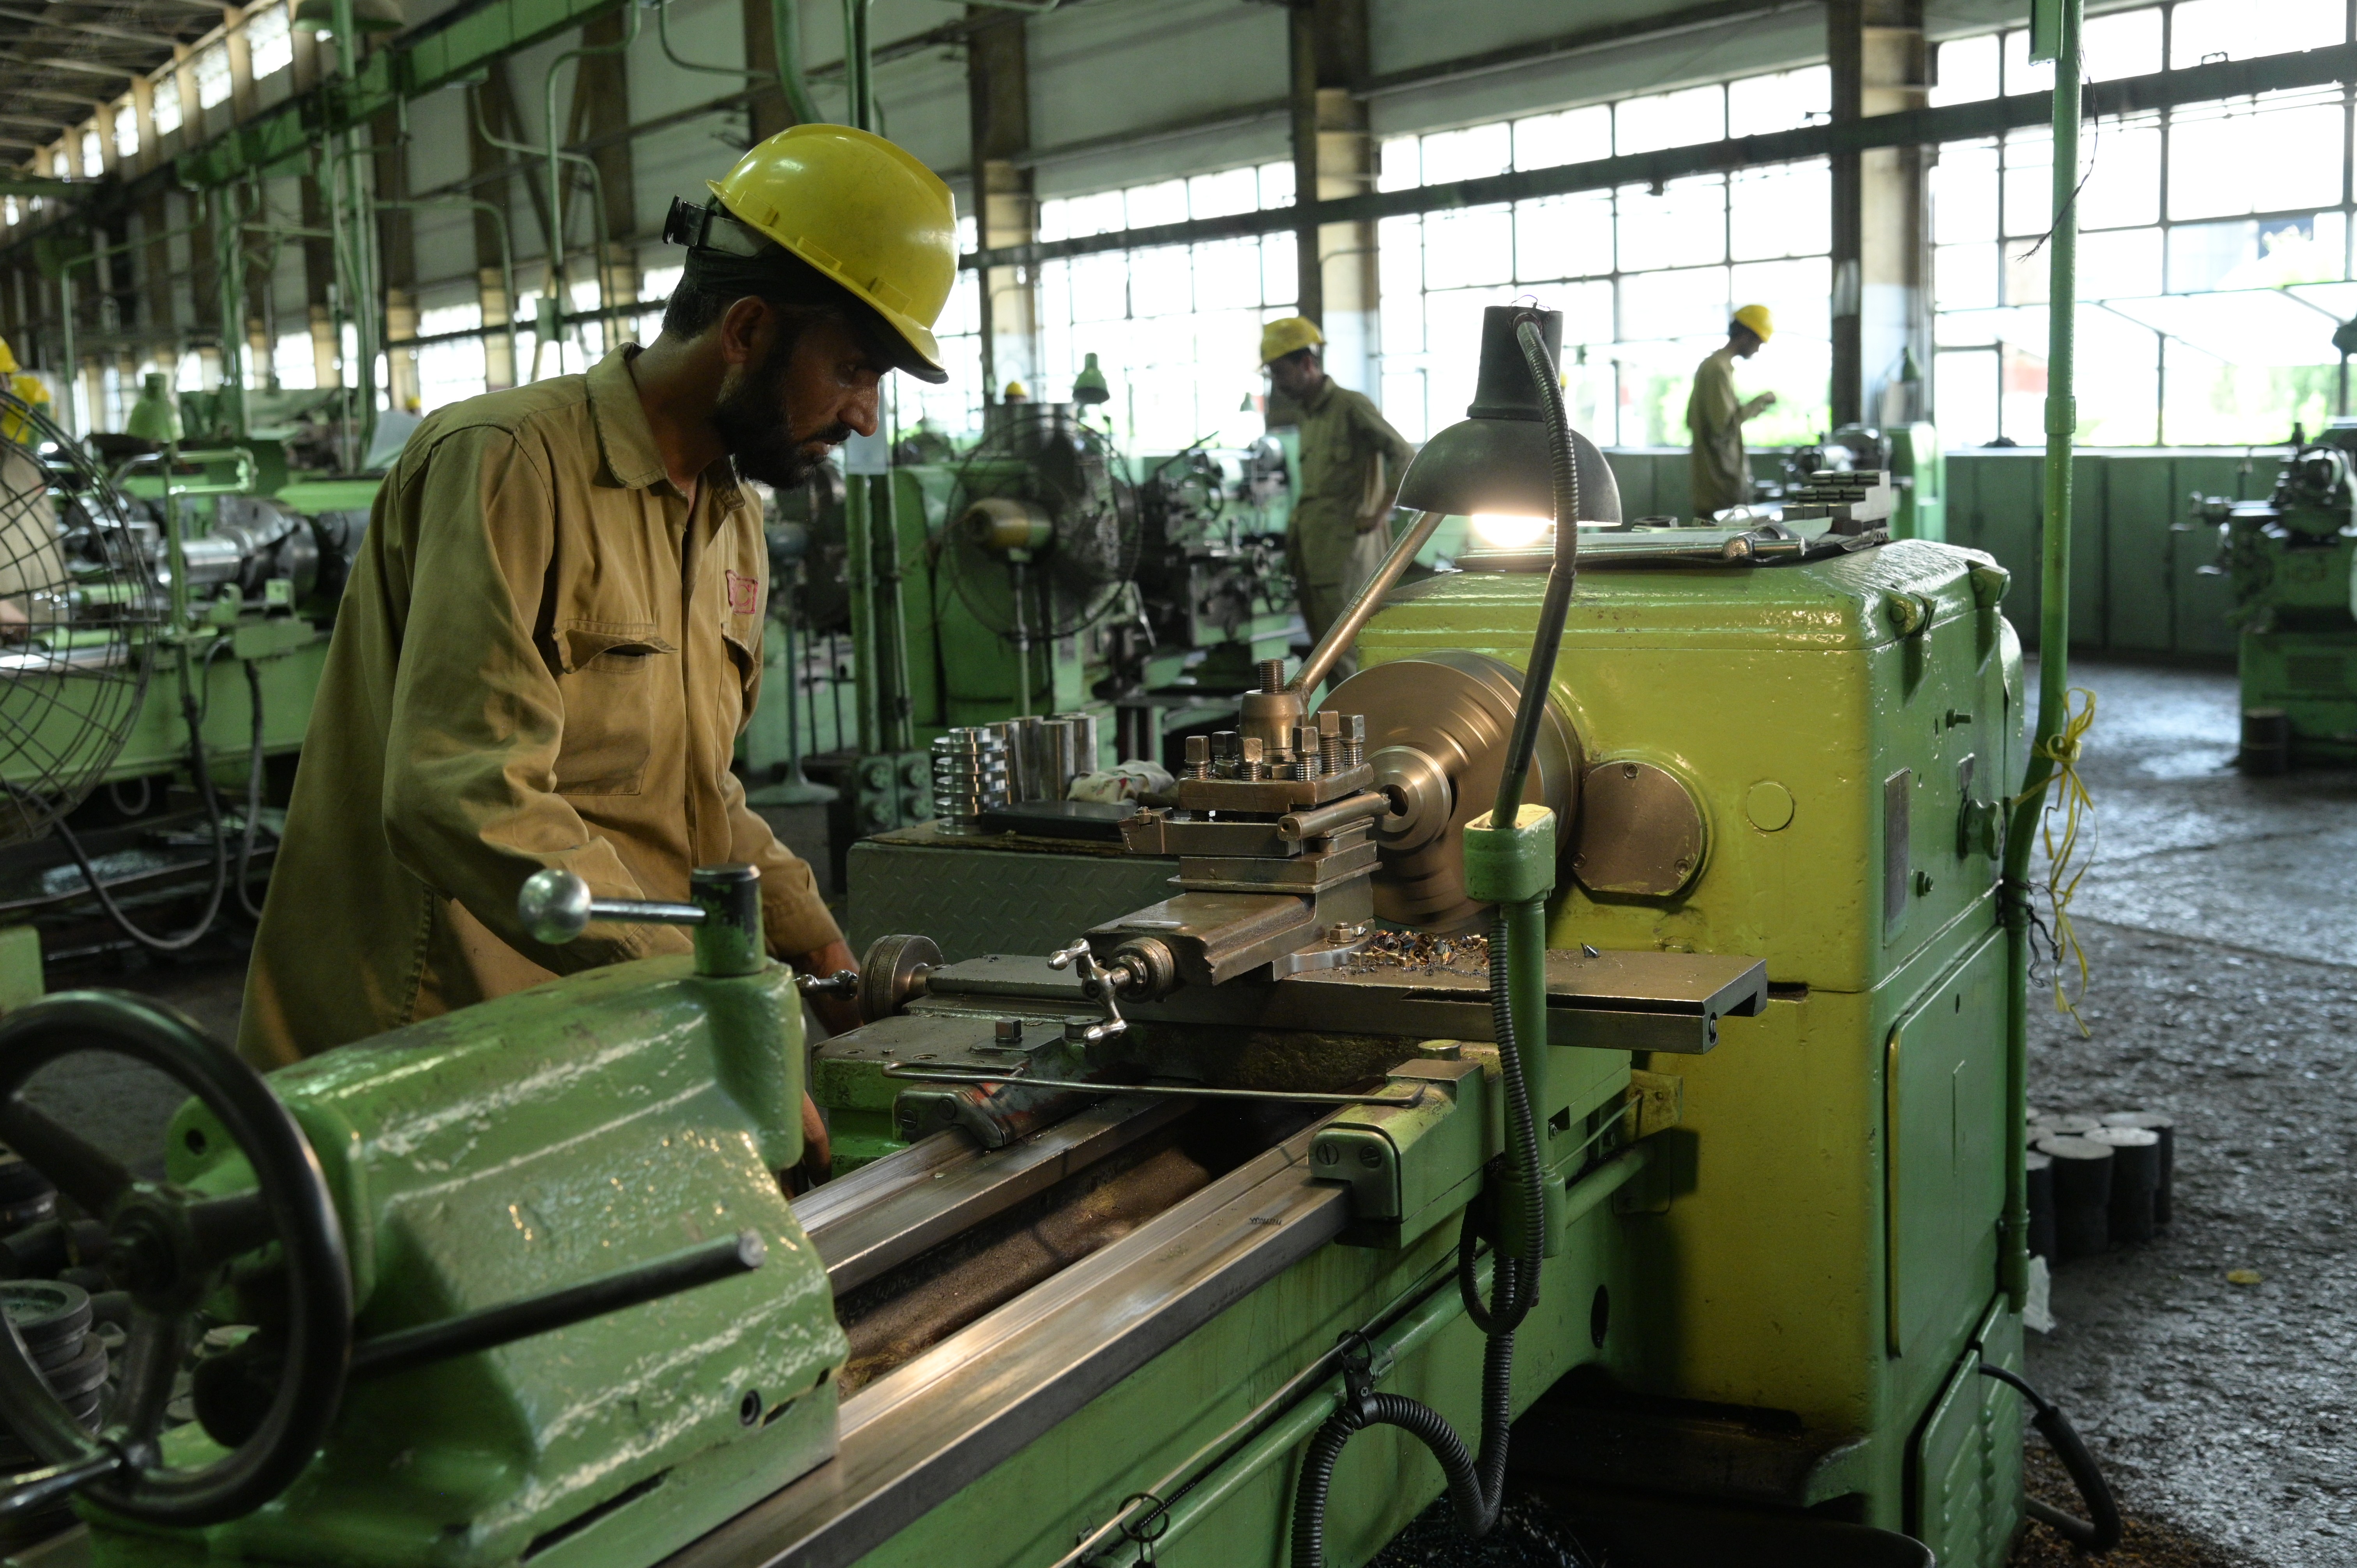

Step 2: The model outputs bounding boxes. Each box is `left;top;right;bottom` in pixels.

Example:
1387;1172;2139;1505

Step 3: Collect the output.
1687;303;1778;519
239;125;961;1181
1261;316;1416;677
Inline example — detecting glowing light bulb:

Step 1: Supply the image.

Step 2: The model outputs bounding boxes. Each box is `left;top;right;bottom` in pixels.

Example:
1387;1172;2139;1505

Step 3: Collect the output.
1468;512;1550;549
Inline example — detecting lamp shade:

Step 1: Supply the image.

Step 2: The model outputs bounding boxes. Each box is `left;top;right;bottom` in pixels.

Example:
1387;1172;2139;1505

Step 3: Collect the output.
1396;304;1620;523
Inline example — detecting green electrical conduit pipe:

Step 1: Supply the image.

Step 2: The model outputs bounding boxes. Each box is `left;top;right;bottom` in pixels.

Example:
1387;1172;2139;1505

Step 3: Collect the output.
1993;5;2122;1552
1287;310;1575;1568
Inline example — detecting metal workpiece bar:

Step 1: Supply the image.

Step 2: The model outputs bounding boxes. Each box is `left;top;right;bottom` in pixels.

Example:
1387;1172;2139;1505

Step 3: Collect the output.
880;1065;1430;1108
1289;511;1445;697
799;1095;1190;1295
659;1124;1353;1568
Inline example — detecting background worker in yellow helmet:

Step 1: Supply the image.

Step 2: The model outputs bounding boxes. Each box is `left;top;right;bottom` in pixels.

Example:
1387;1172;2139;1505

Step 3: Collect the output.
1686;303;1778;519
1260;315;1415;678
239;124;959;1184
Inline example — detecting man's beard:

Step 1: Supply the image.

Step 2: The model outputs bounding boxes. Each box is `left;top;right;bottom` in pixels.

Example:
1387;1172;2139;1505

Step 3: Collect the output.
710;328;855;489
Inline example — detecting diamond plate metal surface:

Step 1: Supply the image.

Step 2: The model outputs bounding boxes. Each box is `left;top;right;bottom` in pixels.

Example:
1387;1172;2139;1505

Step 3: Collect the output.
846;841;1180;962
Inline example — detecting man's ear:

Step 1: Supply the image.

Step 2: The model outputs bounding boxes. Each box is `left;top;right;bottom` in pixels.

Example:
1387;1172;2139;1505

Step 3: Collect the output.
716;296;774;369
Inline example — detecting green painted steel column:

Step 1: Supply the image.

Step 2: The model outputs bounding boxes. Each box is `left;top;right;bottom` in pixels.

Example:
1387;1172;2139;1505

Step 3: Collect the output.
2000;0;2080;1311
845;475;880;755
770;0;820;125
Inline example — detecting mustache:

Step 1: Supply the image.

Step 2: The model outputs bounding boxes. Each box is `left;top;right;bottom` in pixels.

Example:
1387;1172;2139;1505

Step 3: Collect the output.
800;424;857;450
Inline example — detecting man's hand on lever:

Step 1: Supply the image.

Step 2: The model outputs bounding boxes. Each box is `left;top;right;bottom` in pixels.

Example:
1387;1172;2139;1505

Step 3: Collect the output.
794;938;862;1038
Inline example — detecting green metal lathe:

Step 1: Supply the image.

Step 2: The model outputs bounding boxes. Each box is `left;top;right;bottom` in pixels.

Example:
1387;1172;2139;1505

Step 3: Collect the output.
0;296;2115;1568
2195;417;2357;767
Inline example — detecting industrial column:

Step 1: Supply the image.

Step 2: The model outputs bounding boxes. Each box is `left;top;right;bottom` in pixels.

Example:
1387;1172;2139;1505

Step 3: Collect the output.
1829;0;1931;427
966;4;1035;406
1286;0;1376;394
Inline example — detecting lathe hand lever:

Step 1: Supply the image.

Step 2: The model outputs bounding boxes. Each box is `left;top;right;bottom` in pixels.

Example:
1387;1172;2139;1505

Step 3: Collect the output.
1046;939;1131;1042
519;865;768;979
796;969;860;998
519;867;703;945
0;1448;131;1520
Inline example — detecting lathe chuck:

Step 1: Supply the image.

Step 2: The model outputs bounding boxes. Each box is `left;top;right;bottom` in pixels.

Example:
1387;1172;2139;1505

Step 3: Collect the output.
1322;649;1580;932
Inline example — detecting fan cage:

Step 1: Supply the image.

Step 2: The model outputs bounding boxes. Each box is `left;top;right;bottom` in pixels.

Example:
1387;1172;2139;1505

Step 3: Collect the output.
0;388;162;849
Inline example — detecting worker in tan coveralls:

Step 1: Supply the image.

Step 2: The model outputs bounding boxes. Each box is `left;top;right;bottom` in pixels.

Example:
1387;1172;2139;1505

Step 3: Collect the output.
1686;303;1778;519
239;126;961;1180
1260;317;1415;677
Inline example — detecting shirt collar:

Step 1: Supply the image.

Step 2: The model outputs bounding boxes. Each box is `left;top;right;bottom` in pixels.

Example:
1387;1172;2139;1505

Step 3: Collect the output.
588;345;749;515
1301;376;1336;415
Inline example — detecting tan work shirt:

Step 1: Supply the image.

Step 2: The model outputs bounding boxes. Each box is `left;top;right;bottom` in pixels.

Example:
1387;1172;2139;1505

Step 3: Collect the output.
239;346;840;1068
1686;345;1756;518
1278;378;1417;592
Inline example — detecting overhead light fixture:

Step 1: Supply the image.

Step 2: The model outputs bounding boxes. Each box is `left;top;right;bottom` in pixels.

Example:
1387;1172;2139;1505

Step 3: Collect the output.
1396;305;1617;532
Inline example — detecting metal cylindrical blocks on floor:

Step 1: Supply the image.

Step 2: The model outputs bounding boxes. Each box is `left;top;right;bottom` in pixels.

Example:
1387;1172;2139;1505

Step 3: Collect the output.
931;727;1009;834
2239;707;2290;775
2088;1125;2162;1243
2036;1134;2114;1260
2102;1109;2175;1225
2026;1149;2056;1261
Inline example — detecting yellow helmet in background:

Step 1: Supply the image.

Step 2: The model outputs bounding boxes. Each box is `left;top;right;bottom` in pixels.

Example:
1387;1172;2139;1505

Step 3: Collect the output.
707;124;959;383
1732;304;1775;343
1260;316;1325;366
0;335;51;444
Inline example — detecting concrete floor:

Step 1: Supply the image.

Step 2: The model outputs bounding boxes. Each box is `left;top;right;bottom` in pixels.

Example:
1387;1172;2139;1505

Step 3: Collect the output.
2012;657;2357;1566
14;659;2352;1566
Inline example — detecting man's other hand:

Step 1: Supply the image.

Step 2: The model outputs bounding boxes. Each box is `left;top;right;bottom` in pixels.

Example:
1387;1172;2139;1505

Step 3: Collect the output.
797;938;863;1037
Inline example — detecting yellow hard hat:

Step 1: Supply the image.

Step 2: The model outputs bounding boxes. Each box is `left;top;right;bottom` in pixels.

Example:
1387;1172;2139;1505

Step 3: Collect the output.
707;124;959;383
1260;316;1325;366
1002;380;1028;400
1732;304;1774;342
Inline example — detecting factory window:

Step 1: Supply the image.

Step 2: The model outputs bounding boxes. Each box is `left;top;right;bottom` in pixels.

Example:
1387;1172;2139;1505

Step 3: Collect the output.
113;104;138;162
194;43;232;110
80;130;102;179
634;263;682;349
1931;1;2357;447
272;331;316;391
1375;67;1833;449
896;217;979;445
247;4;293;78
152;75;182;136
415;302;486;412
1034;164;1296;452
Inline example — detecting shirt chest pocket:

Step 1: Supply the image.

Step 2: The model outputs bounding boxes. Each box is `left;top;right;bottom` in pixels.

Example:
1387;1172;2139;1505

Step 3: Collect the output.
553;621;676;796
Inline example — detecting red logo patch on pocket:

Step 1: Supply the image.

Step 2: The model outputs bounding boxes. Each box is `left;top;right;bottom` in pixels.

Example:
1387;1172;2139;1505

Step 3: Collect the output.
725;570;759;617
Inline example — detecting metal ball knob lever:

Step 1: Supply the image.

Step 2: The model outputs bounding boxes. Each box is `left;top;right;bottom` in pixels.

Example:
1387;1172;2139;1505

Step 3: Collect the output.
517;864;768;979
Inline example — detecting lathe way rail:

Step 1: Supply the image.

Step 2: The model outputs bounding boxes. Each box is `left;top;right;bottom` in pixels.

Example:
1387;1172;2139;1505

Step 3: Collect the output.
662;1119;1352;1568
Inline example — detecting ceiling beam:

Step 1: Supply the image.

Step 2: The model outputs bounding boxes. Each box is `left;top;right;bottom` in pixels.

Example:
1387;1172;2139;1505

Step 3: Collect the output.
0;51;137;78
0;81;95;102
0;6;177;46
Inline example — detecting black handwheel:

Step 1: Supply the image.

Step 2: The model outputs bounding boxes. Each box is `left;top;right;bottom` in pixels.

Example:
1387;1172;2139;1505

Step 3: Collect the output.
0;991;352;1527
